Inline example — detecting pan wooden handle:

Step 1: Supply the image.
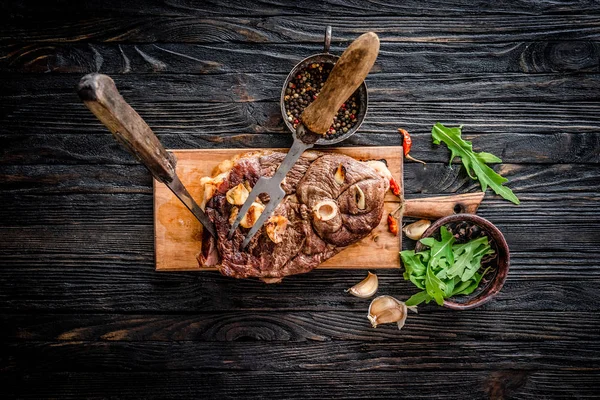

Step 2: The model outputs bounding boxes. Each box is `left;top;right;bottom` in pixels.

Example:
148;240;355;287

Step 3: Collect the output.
404;192;485;220
301;32;379;134
78;73;177;184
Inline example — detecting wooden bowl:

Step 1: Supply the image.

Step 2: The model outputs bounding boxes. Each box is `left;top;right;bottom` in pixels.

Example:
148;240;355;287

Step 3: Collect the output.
414;214;510;310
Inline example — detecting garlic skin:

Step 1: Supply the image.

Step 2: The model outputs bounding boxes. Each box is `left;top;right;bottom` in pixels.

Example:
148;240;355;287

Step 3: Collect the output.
346;272;378;298
367;295;418;330
226;183;250;206
240;202;265;228
403;219;431;240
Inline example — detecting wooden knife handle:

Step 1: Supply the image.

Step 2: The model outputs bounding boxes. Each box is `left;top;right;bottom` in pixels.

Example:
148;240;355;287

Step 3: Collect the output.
78;73;177;184
404;192;485;220
302;32;379;134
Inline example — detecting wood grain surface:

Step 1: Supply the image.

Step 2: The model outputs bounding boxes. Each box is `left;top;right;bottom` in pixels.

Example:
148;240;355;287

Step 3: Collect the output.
1;0;600;398
154;147;402;271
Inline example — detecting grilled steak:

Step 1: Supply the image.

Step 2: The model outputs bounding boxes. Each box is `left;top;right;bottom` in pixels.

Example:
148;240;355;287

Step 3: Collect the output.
198;151;390;282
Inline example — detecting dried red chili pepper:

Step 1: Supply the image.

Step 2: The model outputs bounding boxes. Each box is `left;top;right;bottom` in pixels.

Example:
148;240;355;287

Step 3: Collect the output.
398;128;426;165
389;177;401;197
387;214;399;236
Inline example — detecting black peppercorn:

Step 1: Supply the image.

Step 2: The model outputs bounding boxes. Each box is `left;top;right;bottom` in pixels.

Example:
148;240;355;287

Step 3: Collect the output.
284;62;360;135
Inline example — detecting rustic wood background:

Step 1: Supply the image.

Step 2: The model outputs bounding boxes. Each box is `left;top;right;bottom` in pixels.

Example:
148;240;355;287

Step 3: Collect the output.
1;1;600;398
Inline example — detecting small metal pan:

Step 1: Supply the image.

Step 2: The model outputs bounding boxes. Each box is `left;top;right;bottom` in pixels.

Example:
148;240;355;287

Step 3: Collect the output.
279;26;368;145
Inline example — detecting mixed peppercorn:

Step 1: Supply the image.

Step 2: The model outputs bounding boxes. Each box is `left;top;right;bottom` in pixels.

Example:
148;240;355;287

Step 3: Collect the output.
284;62;360;136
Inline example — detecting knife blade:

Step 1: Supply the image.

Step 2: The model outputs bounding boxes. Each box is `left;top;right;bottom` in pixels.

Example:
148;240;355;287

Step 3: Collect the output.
166;174;217;238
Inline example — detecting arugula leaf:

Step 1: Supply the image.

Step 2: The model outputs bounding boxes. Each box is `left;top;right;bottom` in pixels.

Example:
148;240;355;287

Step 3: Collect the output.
445;245;474;279
400;250;426;277
405;290;433;306
460;256;485;282
443;277;456;297
456;267;492;296
401;227;496;307
453;236;489;255
451;279;474;296
425;262;446;306
431;123;520;205
419;226;455;267
409;275;426;290
419;237;436;247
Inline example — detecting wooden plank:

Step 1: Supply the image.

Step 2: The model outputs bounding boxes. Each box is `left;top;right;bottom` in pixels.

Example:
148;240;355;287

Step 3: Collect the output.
3;340;600;372
1;227;599;277
154;147;403;271
2;15;600;43
2;42;599;74
0;266;598;312
1;370;599;399
2;73;600;103
1;192;599;227
2;163;597;195
2;99;599;165
3;311;599;342
5;0;600;18
3;101;599;137
2;130;599;165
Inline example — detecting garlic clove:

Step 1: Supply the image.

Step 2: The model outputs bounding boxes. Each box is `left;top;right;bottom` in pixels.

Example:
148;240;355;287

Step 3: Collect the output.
355;185;366;210
211;171;229;189
367;295;417;330
200;183;217;211
334;163;347;185
199;172;230;210
229;206;239;226
373;307;406;329
240;202;265;228
402;219;431;240
226;183;250;206
346;272;378;298
216;159;234;174
265;215;289;244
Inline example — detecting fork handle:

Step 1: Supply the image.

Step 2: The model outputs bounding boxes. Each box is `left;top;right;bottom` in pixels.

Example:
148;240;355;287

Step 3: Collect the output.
302;32;379;134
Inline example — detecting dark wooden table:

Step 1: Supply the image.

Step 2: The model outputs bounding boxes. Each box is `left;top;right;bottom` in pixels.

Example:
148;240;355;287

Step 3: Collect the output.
2;1;600;398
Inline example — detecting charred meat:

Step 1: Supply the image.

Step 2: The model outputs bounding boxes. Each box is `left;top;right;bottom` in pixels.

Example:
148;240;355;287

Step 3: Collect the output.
198;151;390;282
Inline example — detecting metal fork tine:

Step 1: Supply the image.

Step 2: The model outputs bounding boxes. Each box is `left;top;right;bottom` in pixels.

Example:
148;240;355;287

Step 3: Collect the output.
228;135;313;242
228;177;267;238
241;188;285;249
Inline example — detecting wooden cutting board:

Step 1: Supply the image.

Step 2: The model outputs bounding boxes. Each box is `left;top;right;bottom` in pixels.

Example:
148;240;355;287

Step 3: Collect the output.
154;146;403;271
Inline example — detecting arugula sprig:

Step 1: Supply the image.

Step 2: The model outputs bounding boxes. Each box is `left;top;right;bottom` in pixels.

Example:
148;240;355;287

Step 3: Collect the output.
431;123;520;205
401;226;494;306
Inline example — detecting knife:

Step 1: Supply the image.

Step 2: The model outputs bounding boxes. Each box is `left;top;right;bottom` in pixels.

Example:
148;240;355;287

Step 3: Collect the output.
77;73;217;239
